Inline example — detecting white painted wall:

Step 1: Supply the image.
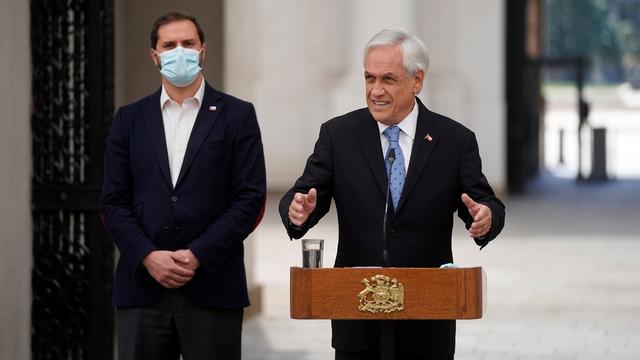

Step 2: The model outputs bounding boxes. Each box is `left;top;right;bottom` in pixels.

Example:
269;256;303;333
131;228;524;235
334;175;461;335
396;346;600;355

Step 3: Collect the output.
225;0;506;193
0;0;32;358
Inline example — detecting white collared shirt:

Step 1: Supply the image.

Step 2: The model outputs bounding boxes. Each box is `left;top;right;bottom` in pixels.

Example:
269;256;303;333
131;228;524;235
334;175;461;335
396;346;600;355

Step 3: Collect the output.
160;77;205;187
377;99;418;173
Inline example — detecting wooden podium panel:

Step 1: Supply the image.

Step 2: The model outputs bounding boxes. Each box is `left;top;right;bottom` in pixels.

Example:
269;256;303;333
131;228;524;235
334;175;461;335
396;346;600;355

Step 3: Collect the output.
290;267;485;320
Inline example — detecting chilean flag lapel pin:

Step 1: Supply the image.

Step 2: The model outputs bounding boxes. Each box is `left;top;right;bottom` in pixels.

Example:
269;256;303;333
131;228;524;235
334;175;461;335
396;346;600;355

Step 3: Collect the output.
424;134;433;142
209;106;217;111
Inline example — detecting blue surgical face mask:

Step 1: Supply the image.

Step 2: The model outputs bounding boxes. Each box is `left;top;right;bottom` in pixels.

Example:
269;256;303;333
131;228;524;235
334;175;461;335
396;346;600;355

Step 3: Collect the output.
157;46;202;87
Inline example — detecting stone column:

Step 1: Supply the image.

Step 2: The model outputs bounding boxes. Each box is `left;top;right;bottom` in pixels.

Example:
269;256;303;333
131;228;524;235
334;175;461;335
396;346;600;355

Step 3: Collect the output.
224;0;507;192
416;0;506;192
0;0;32;358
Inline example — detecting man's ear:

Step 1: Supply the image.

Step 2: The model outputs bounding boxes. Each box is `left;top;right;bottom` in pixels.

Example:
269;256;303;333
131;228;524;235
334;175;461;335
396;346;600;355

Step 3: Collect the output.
149;48;160;68
199;43;206;66
413;69;425;94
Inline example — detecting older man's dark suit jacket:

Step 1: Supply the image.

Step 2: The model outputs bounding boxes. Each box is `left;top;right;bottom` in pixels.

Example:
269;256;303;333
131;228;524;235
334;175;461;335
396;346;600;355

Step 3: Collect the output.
279;98;504;356
101;82;266;309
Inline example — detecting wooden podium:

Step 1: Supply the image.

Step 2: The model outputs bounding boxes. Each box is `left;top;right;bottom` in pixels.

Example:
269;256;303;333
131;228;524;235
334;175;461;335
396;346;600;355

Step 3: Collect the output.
290;266;485;320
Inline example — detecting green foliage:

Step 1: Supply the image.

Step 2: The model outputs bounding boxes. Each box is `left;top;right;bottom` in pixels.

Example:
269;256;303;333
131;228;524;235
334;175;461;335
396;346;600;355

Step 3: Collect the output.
545;0;640;83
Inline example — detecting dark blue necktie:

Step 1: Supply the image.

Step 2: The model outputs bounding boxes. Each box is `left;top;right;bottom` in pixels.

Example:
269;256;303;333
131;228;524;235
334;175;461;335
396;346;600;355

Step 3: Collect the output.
383;126;406;209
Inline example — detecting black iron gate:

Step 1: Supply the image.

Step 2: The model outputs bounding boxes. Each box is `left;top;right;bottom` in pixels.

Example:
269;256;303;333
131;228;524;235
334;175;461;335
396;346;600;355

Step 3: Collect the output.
31;0;114;358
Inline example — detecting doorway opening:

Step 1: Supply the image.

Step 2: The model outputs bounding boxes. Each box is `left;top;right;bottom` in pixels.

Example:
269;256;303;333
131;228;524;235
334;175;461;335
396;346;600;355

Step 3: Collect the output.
507;0;640;193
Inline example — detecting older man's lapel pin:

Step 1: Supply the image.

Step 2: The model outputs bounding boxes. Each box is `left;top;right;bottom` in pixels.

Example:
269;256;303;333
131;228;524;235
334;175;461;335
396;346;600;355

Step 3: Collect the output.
209;106;217;111
424;134;433;142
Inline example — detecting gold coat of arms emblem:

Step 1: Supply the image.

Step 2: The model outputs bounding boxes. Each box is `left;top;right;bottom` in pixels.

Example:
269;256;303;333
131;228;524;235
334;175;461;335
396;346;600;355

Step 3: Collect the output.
357;274;405;313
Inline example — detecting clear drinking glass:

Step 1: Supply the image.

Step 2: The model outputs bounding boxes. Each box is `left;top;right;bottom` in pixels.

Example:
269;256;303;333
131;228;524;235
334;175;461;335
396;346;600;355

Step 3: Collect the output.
301;239;323;268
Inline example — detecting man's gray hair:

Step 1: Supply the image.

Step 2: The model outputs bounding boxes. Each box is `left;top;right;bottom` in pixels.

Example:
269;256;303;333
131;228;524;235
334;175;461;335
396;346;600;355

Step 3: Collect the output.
364;28;429;75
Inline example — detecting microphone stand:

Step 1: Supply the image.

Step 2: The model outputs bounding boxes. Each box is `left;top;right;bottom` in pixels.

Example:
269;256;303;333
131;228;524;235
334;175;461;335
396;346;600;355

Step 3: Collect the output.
381;147;396;360
382;148;395;268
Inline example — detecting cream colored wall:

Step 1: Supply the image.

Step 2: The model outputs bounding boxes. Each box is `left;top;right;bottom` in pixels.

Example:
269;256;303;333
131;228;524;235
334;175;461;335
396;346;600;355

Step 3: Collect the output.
225;0;506;193
0;0;32;358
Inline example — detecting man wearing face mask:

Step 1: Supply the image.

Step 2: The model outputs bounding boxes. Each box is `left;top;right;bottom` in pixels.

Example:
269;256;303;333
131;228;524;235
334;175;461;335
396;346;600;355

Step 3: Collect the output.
100;11;266;360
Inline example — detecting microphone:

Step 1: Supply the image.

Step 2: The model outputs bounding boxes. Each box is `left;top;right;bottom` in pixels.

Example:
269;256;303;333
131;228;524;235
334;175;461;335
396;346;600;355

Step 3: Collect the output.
382;148;395;268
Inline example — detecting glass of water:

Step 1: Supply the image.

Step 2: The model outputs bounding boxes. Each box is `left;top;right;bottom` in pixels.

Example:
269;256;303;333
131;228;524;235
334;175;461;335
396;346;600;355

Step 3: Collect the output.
301;239;323;268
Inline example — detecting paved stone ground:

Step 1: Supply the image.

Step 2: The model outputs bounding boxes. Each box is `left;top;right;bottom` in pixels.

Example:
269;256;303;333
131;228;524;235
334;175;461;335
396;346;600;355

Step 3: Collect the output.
242;176;640;359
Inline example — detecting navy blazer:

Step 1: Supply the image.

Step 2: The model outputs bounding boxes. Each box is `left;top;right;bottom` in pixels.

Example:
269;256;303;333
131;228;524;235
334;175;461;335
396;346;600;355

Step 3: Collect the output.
279;98;505;355
101;82;266;308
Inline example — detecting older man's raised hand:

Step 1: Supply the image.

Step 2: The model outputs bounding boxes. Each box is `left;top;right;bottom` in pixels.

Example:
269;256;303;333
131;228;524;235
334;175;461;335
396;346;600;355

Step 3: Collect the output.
288;188;317;227
461;193;492;238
